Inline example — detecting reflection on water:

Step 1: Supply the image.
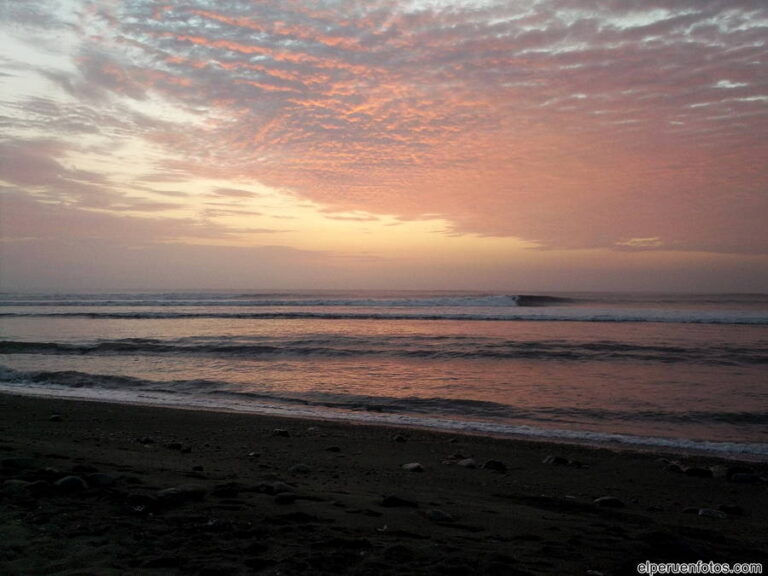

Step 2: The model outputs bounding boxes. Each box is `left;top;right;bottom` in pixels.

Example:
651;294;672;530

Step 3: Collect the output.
1;291;767;455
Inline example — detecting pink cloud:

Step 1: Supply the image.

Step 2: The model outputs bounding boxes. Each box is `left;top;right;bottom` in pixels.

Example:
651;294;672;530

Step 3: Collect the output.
3;0;768;255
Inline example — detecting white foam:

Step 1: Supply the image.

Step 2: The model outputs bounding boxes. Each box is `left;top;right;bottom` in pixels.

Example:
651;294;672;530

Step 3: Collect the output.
2;383;766;461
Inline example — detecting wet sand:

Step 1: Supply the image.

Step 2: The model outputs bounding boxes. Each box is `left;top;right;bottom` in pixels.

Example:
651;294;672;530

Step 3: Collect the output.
1;392;766;575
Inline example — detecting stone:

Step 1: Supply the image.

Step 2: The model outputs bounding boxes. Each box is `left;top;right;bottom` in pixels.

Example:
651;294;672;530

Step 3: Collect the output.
325;446;341;453
593;496;625;508
157;484;206;504
402;462;424;472
49;414;63;422
137;436;155;445
542;455;569;466
54;475;88;492
166;442;183;451
482;459;507;473
272;429;290;438
458;458;477;469
698;508;727;519
289;463;311;475
392;434;407;443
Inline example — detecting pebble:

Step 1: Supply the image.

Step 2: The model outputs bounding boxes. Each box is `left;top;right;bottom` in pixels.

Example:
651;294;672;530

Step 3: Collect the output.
542;455;569;466
157;484;206;504
137;436;155;445
698;508;727;519
54;475;88;492
458;458;477;469
380;495;418;508
593;496;625;508
392;434;407;443
402;462;424;472
289;463;311;475
49;414;63;422
272;429;290;438
542;455;584;467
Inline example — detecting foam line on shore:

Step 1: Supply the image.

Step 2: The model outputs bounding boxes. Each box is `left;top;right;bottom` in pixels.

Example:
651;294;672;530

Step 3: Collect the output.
2;384;766;461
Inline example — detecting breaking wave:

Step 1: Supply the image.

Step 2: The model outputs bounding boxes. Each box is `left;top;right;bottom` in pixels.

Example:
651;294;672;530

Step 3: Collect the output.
2;365;767;458
0;293;573;308
2;337;766;365
2;309;767;324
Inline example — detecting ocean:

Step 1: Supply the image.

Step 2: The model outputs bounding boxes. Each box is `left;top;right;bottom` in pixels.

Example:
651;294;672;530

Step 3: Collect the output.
1;290;767;459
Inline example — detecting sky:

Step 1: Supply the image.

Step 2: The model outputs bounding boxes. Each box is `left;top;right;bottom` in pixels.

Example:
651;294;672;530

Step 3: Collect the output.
1;0;767;292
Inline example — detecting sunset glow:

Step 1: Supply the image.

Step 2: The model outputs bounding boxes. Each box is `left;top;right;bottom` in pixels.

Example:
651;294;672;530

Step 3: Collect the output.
1;0;767;291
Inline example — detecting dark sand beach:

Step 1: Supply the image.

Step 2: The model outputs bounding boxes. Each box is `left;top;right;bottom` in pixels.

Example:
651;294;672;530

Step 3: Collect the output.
1;393;766;575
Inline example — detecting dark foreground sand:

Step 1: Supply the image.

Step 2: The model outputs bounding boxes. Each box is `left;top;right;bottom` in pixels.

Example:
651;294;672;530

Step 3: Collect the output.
1;393;766;575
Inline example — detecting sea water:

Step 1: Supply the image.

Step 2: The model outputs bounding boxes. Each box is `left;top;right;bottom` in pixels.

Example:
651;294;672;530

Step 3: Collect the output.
1;291;767;458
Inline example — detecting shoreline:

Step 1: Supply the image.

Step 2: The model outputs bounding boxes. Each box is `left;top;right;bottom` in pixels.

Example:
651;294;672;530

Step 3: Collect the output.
2;385;767;463
1;391;767;575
